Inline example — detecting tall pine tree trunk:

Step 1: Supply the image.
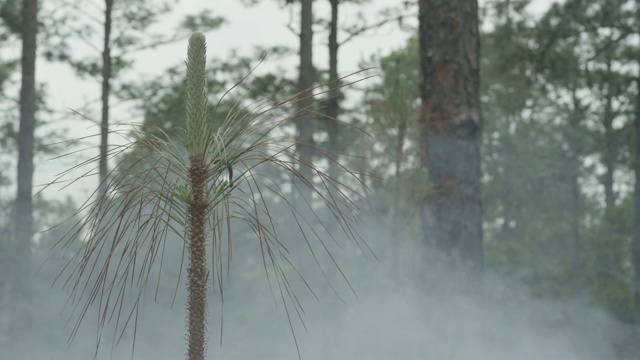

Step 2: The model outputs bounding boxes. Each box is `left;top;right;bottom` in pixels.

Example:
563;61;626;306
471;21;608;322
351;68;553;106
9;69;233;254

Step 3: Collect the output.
633;75;640;334
326;0;340;181
296;0;315;199
603;80;615;209
569;90;584;296
98;0;113;198
418;0;483;284
11;0;37;358
569;150;582;294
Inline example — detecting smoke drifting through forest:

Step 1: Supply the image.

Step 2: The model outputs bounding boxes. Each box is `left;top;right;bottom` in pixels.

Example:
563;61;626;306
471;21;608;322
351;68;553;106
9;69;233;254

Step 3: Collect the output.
9;215;627;360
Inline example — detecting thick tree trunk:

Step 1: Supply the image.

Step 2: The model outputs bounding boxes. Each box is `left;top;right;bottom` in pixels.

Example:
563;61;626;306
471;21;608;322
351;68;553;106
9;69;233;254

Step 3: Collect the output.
296;0;315;198
98;0;113;198
11;0;37;358
327;0;340;181
418;0;483;283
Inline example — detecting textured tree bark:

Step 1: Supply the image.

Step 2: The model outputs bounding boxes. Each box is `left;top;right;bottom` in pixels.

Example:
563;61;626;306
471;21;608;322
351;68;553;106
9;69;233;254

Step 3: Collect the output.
11;0;37;358
187;155;208;360
98;0;113;198
184;32;209;360
296;0;315;198
418;0;483;283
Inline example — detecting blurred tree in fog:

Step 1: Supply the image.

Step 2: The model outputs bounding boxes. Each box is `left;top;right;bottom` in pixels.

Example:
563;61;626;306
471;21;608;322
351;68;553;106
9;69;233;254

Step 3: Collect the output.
295;0;315;198
356;37;423;237
479;0;595;298
243;0;412;191
417;0;484;284
12;0;37;358
0;1;77;354
634;0;640;332
319;0;413;181
535;0;638;321
0;1;22;338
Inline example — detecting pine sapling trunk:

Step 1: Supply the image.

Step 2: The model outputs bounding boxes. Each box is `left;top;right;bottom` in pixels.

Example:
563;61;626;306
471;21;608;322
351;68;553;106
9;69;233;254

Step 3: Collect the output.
185;32;210;360
187;154;208;360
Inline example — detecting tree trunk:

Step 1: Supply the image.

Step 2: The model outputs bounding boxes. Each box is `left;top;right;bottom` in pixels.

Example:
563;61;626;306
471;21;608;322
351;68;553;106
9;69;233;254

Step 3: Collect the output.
327;0;340;181
11;0;37;358
394;120;406;206
603;93;615;209
569;90;583;296
184;32;209;360
569;150;582;294
98;0;113;198
187;155;208;360
499;128;517;245
296;0;315;198
634;75;640;332
418;0;483;283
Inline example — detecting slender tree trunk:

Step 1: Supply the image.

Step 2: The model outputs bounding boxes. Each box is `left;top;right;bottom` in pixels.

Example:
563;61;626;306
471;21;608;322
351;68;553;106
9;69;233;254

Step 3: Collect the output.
99;0;113;198
499;126;515;243
296;0;315;198
392;66;409;217
327;0;340;181
11;0;37;358
603;91;615;209
394;120;406;203
631;4;639;339
418;0;483;284
569;90;583;296
569;150;582;294
634;75;640;333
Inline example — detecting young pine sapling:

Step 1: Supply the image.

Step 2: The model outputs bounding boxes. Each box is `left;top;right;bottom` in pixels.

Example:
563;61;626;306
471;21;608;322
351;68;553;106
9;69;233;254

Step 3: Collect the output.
47;32;371;360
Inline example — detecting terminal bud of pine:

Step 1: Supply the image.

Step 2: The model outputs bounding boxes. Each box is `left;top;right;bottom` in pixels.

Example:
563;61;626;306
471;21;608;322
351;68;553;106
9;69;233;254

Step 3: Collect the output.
185;32;210;156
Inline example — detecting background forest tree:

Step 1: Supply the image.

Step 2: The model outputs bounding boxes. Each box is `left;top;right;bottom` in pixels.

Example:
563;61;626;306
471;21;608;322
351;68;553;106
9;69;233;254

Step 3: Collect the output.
2;0;640;359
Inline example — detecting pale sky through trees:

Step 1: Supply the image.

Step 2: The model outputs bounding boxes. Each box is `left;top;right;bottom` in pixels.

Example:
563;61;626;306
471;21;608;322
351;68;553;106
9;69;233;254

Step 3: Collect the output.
33;0;554;201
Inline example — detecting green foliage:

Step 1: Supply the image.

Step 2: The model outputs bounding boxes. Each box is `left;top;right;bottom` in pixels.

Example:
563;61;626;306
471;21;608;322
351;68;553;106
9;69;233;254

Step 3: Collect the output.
354;37;424;222
584;197;635;322
0;0;20;37
181;10;225;32
477;3;640;343
355;6;640;348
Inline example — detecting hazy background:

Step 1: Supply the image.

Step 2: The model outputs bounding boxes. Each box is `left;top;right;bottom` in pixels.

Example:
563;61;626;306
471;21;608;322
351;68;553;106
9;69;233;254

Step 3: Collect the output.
3;0;639;359
21;217;632;360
